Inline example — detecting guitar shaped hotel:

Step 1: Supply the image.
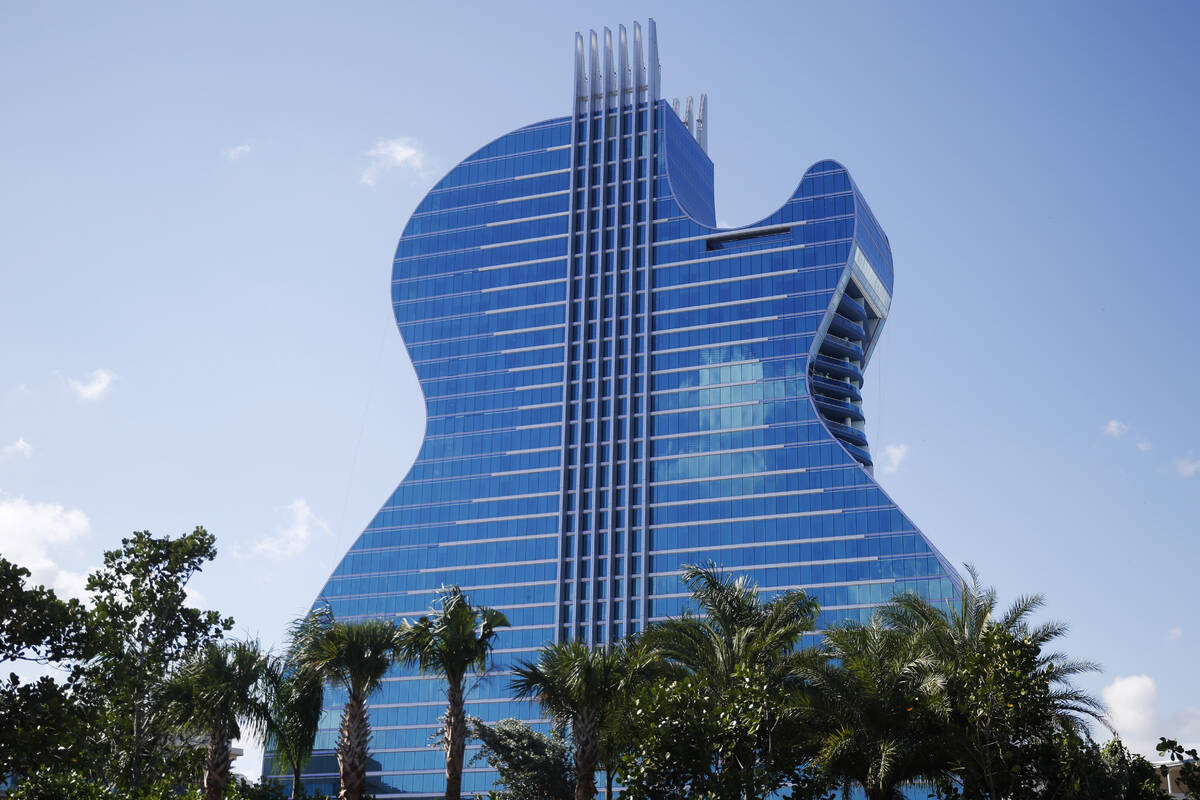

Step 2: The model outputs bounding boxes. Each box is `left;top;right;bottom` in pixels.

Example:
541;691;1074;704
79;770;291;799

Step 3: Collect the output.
271;20;961;796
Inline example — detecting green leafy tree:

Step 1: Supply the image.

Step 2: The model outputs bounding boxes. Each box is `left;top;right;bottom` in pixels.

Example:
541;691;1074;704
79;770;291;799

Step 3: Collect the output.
1157;737;1199;799
290;607;396;800
74;527;232;793
469;717;575;800
263;658;325;800
166;639;273;800
621;667;831;800
633;563;821;799
394;586;509;800
0;557;95;779
1030;733;1169;800
802;618;949;800
884;566;1104;799
511;638;662;800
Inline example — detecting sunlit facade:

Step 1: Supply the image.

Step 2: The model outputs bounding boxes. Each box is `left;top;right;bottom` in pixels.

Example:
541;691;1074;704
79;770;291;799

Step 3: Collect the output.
267;20;959;797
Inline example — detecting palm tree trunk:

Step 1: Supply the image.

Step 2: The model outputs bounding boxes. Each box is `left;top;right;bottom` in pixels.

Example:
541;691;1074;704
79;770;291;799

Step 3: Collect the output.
605;767;613;800
574;711;599;800
291;763;303;800
204;733;233;800
336;694;371;800
445;678;467;800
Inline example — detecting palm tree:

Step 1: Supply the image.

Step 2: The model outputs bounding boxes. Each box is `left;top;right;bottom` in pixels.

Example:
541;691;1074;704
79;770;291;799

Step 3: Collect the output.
641;563;820;799
264;658;324;800
166;639;272;800
883;564;1105;728
882;565;1106;798
290;607;397;800
801;619;949;800
511;638;662;800
642;563;819;687
393;586;509;800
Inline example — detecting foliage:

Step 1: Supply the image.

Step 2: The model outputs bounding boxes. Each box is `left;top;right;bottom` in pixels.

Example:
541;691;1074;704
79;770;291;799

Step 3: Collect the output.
626;563;821;800
74;527;232;792
290;606;397;800
511;638;665;800
394;586;509;800
0;557;91;664
166;639;274;800
802;618;949;800
469;717;575;800
263;658;325;800
884;565;1105;799
621;668;831;800
0;558;95;778
1158;737;1200;800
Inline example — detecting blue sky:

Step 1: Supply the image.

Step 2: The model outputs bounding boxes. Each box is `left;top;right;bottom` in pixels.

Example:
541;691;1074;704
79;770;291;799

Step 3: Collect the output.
2;0;1197;771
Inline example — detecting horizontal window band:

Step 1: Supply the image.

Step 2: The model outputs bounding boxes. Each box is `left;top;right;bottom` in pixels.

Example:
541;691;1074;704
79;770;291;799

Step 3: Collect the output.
347;534;557;555
651;221;804;247
654;424;767;440
651;467;808;486
649;399;759;416
453;513;558;526
493;323;564;336
649;508;841;530
471;491;559;503
651;294;790;317
652;316;778;335
651;379;757;396
485;300;564;315
650;443;784;462
495;189;570;204
653;336;769;355
491;467;560;476
653;268;799;293
482;278;565;293
651;487;824;508
648;243;804;269
513;168;570;181
485;211;569;227
479;233;568;250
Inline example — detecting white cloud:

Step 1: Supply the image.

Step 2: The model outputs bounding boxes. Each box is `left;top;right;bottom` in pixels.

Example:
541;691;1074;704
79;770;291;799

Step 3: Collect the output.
361;137;426;186
1172;456;1200;478
878;443;908;475
1167;627;1184;642
1;438;33;459
1137;440;1153;452
0;493;91;599
1103;419;1129;438
68;368;117;401
224;143;252;160
244;498;329;560
1102;674;1200;757
1104;674;1158;753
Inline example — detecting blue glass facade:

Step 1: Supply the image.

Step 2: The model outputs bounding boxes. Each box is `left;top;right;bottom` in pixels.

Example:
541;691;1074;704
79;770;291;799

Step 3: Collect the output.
267;20;959;797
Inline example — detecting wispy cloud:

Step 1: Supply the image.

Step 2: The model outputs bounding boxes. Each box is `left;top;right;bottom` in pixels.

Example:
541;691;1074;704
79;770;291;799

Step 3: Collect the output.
241;498;330;560
1136;440;1153;452
1;438;32;459
1172;456;1200;478
1102;674;1200;756
0;493;91;599
1167;626;1184;642
68;368;117;401
878;443;908;475
1103;419;1129;438
224;143;252;160
361;137;426;186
